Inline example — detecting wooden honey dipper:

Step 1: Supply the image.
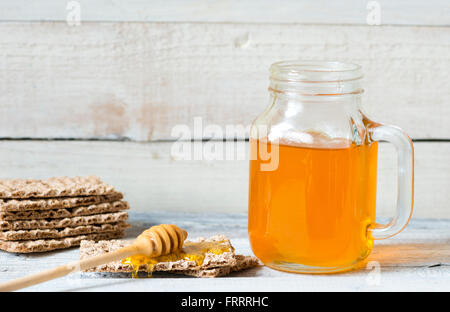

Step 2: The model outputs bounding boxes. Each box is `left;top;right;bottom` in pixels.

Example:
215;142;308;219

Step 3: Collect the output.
0;224;188;292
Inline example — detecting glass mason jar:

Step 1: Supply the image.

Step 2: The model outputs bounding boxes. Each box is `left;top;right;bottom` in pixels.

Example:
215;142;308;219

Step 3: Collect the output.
248;61;414;273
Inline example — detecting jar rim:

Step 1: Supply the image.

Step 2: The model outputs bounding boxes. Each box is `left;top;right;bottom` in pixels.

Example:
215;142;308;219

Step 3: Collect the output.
271;60;361;72
269;60;363;95
270;60;363;82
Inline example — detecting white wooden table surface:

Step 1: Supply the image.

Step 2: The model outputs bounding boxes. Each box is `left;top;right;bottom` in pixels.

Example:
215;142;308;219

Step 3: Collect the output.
0;212;448;292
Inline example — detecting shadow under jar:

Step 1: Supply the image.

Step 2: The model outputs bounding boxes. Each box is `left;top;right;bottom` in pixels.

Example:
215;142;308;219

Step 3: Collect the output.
248;61;414;274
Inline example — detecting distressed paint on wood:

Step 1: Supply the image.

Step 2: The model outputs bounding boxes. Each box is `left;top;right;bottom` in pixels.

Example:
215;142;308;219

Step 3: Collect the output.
0;22;449;140
0;0;449;26
0;140;447;219
0;212;448;292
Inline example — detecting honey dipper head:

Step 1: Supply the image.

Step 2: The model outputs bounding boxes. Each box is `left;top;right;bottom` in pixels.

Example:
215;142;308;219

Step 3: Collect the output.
135;224;188;257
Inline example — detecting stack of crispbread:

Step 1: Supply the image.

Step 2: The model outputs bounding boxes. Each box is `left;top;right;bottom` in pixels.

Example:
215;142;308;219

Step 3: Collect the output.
0;176;129;253
80;235;259;278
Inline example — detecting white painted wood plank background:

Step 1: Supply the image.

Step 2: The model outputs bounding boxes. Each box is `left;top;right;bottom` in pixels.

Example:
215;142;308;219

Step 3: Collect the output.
0;140;447;219
1;0;449;26
0;22;448;140
0;2;448;220
0;212;448;292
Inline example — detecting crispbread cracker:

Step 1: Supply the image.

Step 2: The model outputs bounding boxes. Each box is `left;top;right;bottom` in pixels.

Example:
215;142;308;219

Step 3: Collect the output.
0;201;129;221
0;192;123;212
0;176;115;199
81;235;236;273
0;221;130;241
0;231;125;253
80;235;259;277
0;211;128;231
176;255;260;278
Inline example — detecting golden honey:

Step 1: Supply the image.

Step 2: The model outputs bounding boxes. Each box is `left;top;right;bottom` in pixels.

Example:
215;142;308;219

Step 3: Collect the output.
249;136;378;271
122;240;233;276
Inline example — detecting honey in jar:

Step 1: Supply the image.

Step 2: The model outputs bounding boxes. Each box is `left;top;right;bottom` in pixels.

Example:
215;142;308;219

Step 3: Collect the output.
248;60;414;273
249;135;378;271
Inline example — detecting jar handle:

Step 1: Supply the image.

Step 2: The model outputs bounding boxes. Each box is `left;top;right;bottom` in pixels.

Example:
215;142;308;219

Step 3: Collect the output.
368;123;414;240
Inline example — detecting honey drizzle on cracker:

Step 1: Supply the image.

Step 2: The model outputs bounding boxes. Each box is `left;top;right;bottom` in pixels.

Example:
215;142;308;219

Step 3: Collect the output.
122;240;233;277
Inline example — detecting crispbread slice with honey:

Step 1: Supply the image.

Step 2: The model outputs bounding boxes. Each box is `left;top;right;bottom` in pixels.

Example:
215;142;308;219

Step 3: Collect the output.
175;255;260;278
80;235;259;277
